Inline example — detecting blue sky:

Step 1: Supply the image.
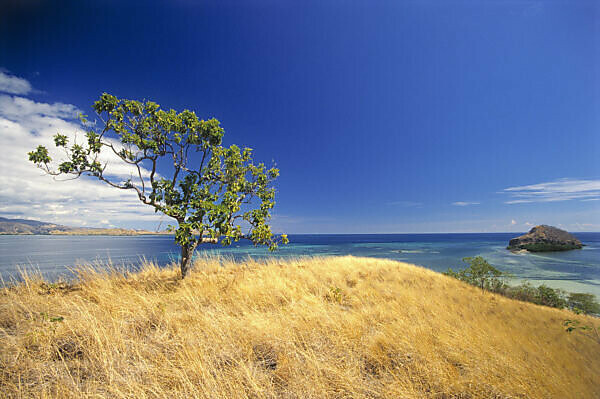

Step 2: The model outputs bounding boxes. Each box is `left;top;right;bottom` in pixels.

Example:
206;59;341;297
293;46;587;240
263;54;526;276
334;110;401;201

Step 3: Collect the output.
0;0;598;233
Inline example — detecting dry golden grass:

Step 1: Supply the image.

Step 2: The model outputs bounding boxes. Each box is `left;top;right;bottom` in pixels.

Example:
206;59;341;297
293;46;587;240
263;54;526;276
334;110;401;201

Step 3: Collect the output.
1;256;598;398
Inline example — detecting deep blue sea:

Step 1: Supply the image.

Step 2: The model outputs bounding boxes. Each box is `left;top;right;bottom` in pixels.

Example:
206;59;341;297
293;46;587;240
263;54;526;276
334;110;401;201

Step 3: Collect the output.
1;233;599;297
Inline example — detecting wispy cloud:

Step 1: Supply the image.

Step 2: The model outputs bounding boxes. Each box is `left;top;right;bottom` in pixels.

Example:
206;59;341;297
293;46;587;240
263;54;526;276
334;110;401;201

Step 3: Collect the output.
452;201;480;206
0;70;32;95
503;178;600;204
0;70;162;228
387;201;422;207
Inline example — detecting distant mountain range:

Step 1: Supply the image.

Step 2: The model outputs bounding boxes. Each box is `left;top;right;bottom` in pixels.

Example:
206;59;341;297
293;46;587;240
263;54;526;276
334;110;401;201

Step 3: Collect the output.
0;217;169;236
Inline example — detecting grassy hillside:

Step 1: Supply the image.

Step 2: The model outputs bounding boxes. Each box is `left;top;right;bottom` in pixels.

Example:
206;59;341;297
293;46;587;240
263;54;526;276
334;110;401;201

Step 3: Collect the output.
1;256;598;398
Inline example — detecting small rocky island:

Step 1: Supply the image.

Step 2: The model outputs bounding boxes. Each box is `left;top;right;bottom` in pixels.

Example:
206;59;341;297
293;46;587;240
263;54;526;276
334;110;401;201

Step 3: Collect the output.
507;225;583;252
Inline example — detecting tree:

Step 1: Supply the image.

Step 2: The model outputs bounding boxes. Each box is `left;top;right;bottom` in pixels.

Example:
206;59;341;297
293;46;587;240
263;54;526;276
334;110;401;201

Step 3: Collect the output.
28;93;288;278
567;293;600;316
534;285;566;308
444;256;508;291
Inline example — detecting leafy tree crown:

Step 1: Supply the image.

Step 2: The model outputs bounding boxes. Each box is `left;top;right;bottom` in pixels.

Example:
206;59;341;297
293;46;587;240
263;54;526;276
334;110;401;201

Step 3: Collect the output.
29;93;288;252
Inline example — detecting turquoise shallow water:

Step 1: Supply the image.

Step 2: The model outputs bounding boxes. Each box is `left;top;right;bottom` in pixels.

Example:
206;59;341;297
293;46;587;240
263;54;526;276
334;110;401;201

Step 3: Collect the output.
0;233;599;297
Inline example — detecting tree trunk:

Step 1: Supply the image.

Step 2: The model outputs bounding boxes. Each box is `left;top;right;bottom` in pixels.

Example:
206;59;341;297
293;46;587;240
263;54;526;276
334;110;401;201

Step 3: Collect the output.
180;243;196;279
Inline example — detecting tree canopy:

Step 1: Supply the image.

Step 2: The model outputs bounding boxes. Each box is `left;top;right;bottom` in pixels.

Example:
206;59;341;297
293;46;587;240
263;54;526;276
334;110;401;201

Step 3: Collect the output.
29;93;287;277
444;256;508;291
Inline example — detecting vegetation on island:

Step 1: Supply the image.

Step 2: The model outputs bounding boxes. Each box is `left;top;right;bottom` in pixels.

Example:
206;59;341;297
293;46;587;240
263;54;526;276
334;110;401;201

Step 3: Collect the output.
1;256;599;398
511;242;583;252
28;94;287;278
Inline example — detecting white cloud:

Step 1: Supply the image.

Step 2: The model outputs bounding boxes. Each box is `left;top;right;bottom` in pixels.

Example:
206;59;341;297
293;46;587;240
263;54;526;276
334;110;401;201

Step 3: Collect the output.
0;71;32;95
511;219;517;225
0;95;78;119
452;201;480;206
503;178;600;204
0;73;163;228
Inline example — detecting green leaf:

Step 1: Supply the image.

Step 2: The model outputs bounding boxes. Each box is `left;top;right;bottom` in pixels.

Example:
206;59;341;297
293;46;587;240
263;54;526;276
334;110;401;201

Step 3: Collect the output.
53;133;68;147
28;145;51;164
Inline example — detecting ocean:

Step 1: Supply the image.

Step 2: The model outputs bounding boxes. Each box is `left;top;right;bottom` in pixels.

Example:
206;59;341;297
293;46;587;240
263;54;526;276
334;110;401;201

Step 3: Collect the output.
1;233;599;297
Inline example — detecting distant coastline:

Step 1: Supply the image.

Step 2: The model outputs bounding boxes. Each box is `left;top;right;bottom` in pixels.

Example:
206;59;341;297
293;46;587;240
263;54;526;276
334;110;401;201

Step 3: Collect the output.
0;216;170;236
0;229;172;236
